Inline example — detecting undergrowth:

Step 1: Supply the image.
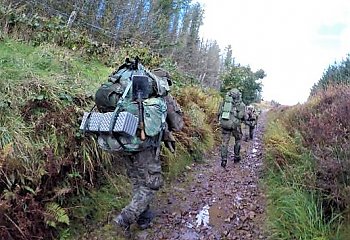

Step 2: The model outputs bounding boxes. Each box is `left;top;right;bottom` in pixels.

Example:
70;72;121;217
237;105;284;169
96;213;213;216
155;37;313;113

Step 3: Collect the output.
0;4;221;238
264;110;341;239
0;38;220;239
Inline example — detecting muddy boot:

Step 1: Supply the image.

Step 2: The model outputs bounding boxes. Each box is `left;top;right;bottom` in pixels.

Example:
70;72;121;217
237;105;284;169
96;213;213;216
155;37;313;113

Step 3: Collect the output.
137;207;154;230
221;159;227;168
113;214;131;238
233;142;241;163
233;156;241;163
244;135;249;142
249;126;254;140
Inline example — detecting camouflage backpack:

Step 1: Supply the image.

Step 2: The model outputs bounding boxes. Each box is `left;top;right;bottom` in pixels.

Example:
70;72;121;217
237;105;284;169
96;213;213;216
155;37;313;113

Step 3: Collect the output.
245;105;257;127
219;90;245;130
80;58;169;152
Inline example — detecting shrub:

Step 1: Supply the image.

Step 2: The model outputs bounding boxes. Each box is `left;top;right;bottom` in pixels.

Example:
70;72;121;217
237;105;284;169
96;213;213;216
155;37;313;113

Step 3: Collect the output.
264;110;340;239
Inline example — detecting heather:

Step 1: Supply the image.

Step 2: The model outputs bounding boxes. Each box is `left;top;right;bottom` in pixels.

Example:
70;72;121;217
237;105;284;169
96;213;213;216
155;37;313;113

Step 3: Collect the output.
264;85;350;238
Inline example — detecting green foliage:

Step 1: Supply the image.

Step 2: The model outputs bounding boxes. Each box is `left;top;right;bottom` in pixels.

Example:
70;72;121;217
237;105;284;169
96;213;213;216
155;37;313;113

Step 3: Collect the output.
67;174;130;236
0;39;126;239
0;3;118;66
311;56;350;95
266;181;338;240
45;202;70;228
161;86;220;179
283;86;350;239
161;142;193;178
0;37;221;239
221;64;265;104
113;43;162;68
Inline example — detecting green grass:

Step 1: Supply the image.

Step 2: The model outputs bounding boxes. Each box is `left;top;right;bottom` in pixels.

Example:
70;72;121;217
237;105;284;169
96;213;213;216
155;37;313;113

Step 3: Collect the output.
0;38;110;91
0;38;219;239
0;38;123;238
162;142;193;179
264;112;341;239
266;171;338;240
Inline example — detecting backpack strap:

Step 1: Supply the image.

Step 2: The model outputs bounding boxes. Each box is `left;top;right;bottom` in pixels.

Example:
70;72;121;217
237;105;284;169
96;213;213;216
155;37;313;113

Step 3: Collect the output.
108;79;133;134
82;104;96;135
106;79;133;150
155;121;166;157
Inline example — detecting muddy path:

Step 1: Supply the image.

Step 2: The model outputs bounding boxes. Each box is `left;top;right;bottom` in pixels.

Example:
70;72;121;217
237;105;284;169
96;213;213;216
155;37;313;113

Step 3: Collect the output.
134;113;268;240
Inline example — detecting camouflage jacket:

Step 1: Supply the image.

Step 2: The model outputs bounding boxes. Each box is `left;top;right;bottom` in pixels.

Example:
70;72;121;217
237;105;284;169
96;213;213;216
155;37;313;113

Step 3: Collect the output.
219;96;246;130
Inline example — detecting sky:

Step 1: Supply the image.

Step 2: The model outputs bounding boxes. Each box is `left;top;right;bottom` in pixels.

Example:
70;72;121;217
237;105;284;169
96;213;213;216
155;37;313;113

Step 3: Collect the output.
195;0;350;105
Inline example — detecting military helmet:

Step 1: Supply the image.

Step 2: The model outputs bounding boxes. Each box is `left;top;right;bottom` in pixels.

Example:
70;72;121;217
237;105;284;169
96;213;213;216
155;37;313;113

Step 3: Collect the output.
247;105;254;111
229;88;241;101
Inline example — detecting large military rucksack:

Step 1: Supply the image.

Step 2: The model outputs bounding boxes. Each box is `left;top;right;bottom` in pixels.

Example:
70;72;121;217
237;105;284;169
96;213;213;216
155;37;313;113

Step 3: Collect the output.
219;95;241;130
245;106;257;127
80;58;170;152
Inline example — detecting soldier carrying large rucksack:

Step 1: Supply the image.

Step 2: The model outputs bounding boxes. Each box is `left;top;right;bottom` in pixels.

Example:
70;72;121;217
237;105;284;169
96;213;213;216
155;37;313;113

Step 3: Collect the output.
218;88;246;168
80;57;183;237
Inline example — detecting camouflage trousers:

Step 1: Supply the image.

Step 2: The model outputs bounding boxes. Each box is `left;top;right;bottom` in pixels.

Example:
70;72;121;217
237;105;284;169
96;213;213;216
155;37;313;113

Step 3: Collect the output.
248;125;255;140
119;147;163;224
245;120;256;140
221;126;242;161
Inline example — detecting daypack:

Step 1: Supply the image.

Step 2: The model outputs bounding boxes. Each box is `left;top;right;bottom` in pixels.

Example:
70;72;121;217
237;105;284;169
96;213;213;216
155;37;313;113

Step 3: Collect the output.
80;59;169;152
219;95;241;130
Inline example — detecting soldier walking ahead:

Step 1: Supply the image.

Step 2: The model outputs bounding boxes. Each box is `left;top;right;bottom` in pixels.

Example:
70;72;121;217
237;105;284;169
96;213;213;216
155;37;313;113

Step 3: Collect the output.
245;105;258;140
83;58;183;238
218;88;246;168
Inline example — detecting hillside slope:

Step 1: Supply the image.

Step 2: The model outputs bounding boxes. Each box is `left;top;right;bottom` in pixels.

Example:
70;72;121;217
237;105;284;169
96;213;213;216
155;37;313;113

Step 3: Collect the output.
0;38;220;239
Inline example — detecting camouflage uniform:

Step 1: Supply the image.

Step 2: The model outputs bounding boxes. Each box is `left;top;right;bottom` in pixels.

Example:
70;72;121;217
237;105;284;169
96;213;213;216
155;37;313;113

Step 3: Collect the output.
245;105;257;140
110;65;183;236
114;146;162;230
219;89;245;167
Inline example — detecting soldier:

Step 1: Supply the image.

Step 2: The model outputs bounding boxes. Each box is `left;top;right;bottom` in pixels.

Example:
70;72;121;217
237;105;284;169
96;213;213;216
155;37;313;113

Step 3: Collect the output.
218;88;246;168
113;145;162;237
93;60;183;238
245;105;257;140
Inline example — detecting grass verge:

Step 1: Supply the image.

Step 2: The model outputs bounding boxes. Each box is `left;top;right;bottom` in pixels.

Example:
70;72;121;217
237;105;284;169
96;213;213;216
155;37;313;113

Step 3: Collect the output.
264;110;341;239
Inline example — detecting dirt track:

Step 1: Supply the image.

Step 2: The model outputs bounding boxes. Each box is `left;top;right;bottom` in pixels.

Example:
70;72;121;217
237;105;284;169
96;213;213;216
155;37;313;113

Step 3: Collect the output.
133;113;267;240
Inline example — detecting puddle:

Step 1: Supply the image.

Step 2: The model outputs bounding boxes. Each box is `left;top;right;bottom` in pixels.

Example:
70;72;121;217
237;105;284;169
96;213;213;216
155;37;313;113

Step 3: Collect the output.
234;194;243;207
208;202;227;228
195;204;210;227
186;222;194;229
235;216;240;225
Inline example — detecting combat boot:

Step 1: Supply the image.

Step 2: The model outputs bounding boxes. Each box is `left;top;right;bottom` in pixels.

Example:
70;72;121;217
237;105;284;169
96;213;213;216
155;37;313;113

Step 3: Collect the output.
221;159;227;168
113;214;131;238
137;207;155;230
233;141;241;163
249;126;254;140
233;156;241;163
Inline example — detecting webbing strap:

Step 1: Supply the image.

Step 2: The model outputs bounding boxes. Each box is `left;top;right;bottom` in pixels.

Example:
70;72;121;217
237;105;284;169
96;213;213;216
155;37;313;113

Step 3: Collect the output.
108;79;133;134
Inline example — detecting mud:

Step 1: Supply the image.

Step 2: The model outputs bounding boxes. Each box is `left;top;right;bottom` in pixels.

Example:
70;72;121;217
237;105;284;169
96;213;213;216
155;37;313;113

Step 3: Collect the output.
133;113;267;240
